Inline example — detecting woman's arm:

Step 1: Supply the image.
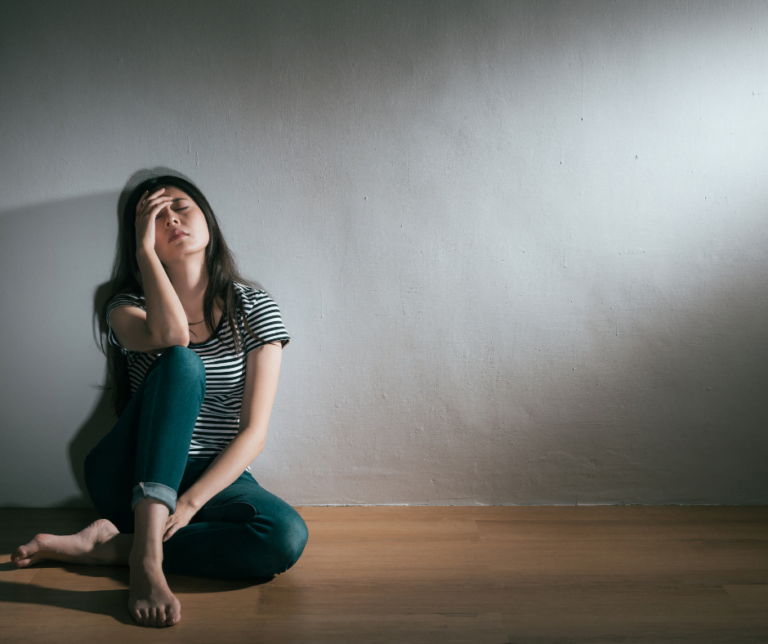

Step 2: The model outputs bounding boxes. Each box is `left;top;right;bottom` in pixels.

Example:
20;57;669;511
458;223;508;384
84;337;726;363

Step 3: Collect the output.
135;247;189;347
110;189;189;352
163;342;284;540
110;250;190;353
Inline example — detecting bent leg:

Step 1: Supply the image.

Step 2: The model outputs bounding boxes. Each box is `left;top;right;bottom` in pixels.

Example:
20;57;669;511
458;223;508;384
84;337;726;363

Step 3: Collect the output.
162;461;309;579
13;342;205;569
11;519;132;568
84;346;206;533
129;498;181;627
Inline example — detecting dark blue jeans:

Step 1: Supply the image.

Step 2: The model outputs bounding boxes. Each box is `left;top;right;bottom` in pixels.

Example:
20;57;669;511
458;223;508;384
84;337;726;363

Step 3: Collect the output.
84;346;308;579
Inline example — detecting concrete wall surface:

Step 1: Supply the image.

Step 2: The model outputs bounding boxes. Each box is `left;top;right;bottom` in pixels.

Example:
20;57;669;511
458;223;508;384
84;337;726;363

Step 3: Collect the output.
1;0;767;506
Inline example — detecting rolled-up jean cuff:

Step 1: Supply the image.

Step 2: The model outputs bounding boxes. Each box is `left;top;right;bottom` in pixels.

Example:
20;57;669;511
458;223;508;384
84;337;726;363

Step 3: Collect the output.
131;481;177;514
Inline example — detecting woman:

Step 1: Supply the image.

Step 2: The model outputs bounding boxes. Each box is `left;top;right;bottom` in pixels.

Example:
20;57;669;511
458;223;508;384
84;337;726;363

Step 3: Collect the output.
11;175;308;628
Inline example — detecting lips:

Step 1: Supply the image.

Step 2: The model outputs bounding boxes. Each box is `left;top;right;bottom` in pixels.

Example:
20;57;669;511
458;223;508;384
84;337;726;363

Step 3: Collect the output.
169;230;188;242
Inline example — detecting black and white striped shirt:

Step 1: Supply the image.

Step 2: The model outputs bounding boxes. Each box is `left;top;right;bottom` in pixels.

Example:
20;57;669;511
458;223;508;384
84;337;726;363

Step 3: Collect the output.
106;282;290;460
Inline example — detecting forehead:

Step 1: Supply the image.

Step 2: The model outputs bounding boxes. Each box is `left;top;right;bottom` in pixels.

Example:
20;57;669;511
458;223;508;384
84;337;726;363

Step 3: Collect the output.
159;186;193;202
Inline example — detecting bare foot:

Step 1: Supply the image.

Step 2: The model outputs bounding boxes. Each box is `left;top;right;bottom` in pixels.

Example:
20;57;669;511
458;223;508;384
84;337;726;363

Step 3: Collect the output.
128;556;181;627
11;519;123;567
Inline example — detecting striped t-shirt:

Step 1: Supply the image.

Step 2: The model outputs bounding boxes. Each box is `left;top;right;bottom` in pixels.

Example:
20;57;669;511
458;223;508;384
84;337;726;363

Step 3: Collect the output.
106;282;290;460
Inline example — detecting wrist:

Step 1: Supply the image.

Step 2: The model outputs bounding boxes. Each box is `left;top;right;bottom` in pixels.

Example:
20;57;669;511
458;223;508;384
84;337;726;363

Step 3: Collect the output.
178;493;203;512
136;244;157;260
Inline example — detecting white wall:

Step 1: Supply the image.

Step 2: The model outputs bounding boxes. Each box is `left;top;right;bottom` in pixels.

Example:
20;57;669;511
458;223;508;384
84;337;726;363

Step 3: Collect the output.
1;0;767;506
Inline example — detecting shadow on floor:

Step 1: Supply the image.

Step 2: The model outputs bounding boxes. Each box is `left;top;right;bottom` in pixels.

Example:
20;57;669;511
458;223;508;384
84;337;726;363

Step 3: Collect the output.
0;561;273;625
0;579;134;624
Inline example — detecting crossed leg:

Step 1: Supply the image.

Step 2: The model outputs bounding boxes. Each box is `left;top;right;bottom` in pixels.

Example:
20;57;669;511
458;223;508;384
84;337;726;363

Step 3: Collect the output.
12;517;129;567
11;499;181;627
12;347;306;627
12;347;205;628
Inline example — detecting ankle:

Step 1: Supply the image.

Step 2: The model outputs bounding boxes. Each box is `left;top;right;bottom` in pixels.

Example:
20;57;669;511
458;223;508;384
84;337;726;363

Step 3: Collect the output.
129;547;163;567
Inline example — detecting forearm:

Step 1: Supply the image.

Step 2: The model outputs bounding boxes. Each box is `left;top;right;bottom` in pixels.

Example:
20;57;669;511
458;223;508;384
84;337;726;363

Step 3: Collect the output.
180;428;266;511
180;345;282;513
136;248;189;346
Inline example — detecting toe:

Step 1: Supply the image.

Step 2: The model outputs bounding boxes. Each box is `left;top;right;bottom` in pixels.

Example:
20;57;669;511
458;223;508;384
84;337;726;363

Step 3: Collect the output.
12;540;46;567
128;603;142;626
11;546;28;562
167;606;181;626
13;552;41;567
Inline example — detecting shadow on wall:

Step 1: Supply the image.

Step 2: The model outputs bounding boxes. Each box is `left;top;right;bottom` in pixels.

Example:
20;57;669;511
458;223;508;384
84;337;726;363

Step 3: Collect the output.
1;193;768;506
0;168;215;508
66;168;236;506
0;192;116;507
66;280;119;507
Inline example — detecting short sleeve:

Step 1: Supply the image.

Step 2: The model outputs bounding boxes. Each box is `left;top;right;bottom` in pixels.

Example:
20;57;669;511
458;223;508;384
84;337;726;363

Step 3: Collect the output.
106;293;145;354
236;283;291;355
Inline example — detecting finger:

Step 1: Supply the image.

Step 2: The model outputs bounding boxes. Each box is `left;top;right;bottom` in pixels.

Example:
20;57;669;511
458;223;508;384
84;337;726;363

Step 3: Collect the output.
139;190;171;208
142;195;173;211
138;198;173;221
146;192;172;205
149;200;173;218
136;195;171;216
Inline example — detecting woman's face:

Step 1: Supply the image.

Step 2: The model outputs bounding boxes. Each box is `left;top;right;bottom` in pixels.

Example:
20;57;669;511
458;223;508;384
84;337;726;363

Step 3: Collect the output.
152;186;210;265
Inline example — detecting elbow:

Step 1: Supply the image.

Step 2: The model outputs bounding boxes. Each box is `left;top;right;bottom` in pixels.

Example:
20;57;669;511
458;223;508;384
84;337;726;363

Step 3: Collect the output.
255;439;266;458
174;331;191;347
161;327;190;347
248;435;267;461
249;437;266;461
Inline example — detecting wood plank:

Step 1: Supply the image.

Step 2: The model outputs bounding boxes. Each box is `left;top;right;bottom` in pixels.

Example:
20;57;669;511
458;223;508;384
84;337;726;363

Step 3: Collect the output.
1;506;767;643
724;583;768;612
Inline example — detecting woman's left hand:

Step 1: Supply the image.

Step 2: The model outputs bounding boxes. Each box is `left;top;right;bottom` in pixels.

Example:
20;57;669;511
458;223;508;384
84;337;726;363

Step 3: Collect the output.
163;497;199;542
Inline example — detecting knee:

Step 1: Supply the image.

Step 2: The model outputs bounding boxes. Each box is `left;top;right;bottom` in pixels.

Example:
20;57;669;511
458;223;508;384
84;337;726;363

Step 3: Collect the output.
248;511;309;577
161;345;204;372
157;346;205;386
276;512;309;571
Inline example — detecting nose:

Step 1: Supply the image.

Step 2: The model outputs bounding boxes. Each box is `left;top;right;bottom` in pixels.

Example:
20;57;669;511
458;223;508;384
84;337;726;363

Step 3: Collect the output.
163;209;179;226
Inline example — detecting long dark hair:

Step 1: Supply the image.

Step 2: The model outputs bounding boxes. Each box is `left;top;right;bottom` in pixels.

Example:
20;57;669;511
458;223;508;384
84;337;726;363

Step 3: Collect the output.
101;174;263;416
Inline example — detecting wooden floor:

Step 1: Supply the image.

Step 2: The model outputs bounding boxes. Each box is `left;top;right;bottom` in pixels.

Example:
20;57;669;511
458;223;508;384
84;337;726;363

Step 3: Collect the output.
0;506;767;643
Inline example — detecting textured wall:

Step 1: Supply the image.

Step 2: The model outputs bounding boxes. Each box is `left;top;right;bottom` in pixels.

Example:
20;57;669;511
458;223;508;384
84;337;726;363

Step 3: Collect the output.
1;1;767;506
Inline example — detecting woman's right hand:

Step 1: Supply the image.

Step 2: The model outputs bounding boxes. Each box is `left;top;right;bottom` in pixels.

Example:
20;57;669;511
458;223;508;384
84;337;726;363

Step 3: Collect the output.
135;188;174;255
